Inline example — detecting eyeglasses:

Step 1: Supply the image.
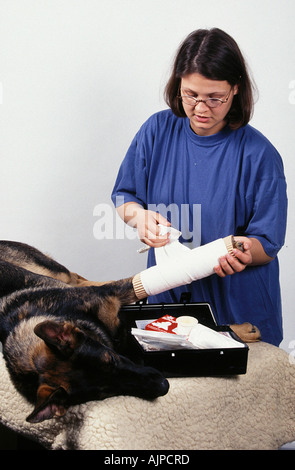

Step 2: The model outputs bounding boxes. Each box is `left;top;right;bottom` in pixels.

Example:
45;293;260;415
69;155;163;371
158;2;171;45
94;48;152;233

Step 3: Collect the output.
179;89;232;109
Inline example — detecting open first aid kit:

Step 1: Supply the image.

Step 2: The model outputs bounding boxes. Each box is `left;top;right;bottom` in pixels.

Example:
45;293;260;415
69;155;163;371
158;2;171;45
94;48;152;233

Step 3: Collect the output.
120;300;249;377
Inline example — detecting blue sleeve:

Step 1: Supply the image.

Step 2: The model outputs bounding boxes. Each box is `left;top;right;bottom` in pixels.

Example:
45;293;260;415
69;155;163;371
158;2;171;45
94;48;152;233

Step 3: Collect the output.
111;121;153;208
242;139;288;258
245;177;287;257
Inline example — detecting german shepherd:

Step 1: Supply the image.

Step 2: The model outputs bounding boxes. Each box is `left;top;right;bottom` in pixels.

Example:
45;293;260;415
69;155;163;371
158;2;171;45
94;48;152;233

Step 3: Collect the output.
0;240;169;423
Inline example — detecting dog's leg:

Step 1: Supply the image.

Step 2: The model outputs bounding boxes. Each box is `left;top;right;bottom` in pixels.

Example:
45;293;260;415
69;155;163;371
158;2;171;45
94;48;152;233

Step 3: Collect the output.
0;241;75;283
0;241;110;287
0;275;138;339
53;278;138;336
0;260;67;298
66;272;110;287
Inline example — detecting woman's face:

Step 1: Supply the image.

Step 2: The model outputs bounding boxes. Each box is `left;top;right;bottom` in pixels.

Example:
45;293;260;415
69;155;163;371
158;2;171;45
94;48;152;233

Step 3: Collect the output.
180;73;238;136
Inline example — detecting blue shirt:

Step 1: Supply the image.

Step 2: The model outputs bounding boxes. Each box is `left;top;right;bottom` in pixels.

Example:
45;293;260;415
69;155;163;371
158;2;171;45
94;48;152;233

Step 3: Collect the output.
112;110;288;346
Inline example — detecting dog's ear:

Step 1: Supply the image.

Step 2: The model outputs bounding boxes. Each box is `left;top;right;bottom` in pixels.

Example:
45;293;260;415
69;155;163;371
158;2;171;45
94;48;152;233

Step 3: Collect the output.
26;384;68;423
34;320;84;356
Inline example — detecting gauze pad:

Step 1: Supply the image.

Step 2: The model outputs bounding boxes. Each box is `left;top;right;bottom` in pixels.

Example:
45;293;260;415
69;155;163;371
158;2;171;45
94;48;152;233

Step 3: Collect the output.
188;323;244;349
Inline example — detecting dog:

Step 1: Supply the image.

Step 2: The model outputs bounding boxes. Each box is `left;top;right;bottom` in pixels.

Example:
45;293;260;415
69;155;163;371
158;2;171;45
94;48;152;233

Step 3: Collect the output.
0;240;169;423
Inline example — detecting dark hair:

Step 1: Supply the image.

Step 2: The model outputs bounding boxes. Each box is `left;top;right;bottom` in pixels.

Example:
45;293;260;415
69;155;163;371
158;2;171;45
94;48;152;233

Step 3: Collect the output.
164;28;256;129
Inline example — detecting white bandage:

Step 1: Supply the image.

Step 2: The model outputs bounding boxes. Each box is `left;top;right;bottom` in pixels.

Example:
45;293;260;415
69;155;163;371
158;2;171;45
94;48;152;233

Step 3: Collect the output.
133;226;233;299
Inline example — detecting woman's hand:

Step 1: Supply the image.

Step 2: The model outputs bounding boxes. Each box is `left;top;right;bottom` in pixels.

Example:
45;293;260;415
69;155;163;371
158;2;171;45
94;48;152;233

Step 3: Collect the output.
214;237;252;277
135;209;171;248
116;202;171;248
214;236;273;278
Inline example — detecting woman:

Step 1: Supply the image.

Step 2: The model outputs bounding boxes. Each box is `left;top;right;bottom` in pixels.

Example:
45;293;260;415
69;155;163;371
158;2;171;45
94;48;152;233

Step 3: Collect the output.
111;28;287;346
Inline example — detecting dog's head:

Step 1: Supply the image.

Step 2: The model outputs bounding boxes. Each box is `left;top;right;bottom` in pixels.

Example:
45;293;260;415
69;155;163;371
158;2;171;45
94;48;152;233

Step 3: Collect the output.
26;320;169;423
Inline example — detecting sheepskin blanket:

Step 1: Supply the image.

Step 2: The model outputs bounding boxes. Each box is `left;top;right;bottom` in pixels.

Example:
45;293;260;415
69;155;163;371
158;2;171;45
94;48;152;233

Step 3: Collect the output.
0;342;295;450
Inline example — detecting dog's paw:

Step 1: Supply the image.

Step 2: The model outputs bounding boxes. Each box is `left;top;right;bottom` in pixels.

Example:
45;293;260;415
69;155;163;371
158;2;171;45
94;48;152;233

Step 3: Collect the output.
230;322;261;343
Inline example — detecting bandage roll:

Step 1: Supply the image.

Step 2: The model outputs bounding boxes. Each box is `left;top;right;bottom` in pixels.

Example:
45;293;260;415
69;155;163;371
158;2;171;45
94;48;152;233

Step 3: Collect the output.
133;236;234;299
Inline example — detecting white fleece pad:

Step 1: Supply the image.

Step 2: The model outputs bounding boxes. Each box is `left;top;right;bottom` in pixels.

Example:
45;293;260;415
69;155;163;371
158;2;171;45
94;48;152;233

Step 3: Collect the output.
1;342;295;450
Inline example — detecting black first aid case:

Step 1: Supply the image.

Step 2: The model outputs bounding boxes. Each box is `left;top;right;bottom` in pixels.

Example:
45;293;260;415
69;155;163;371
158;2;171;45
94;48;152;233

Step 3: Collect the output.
119;300;249;377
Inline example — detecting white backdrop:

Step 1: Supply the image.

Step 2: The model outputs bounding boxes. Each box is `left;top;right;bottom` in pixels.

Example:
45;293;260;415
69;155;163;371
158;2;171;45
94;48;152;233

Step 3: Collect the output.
0;0;294;353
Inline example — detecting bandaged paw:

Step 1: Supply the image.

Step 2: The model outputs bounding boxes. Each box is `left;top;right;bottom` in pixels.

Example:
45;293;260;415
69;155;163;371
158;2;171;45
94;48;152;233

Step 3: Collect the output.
133;228;237;299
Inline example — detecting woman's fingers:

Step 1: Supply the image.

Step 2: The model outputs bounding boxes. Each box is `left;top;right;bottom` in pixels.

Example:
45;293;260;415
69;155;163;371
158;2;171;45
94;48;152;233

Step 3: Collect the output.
137;210;171;247
214;238;253;278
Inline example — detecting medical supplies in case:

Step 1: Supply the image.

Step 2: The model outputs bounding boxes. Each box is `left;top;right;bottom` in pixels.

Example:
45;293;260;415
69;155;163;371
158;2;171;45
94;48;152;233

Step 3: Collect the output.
119;301;249;377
